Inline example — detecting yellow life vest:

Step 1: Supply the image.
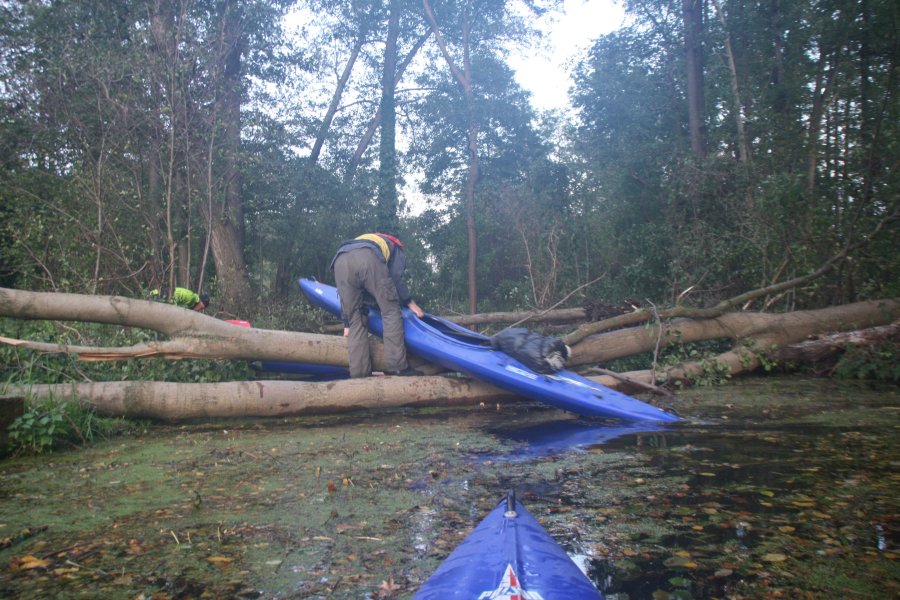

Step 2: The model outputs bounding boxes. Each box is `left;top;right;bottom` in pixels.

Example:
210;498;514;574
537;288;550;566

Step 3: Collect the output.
355;233;390;262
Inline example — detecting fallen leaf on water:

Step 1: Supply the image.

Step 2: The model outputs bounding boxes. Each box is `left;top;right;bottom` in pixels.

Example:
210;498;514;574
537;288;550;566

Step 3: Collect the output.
377;576;401;597
760;489;775;497
762;553;787;562
778;526;796;533
17;555;50;570
207;556;232;567
714;568;733;577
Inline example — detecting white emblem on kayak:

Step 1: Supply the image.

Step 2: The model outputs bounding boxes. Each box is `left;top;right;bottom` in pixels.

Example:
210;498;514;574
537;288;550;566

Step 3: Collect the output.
504;365;539;380
478;563;544;599
546;374;603;392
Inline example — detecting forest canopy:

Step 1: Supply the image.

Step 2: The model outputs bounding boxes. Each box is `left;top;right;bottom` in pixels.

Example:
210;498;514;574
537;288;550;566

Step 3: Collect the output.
0;0;896;321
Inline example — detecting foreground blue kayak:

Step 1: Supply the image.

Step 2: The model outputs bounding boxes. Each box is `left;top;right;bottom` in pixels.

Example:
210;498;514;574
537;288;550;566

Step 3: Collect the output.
414;492;603;599
299;278;678;421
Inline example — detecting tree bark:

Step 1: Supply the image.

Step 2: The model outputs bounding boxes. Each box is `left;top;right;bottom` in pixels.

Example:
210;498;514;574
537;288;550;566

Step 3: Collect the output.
423;0;480;313
19;377;520;422
570;299;900;365
2;287;898;420
711;0;750;162
15;321;896;422
377;0;401;232
201;0;253;314
683;0;707;158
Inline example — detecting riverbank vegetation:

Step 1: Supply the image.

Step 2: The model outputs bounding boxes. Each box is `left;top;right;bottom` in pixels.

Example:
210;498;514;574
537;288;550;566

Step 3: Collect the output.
1;1;897;445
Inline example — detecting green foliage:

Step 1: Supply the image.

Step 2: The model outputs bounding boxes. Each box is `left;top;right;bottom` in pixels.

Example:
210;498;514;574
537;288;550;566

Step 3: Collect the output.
654;330;734;387
834;341;900;382
567;0;899;310
7;395;114;455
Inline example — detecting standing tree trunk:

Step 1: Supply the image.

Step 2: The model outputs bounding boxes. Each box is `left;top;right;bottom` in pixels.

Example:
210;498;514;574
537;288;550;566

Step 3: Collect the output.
424;0;480;313
378;0;401;233
346;31;430;179
711;0;750;162
202;0;253;313
683;0;707;158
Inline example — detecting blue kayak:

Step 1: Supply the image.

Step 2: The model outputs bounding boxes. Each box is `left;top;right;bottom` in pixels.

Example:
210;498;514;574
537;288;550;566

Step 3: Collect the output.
225;320;350;379
299;278;678;421
414;492;603;599
252;360;350;379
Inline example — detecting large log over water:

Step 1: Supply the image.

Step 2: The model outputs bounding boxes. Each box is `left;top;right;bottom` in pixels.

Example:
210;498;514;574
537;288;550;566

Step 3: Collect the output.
2;287;898;420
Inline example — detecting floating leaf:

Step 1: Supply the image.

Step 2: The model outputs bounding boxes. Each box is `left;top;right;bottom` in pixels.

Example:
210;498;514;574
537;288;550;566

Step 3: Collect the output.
18;555;50;570
714;568;733;577
778;526;796;533
760;489;775;497
762;553;787;562
664;555;698;568
378;576;401;597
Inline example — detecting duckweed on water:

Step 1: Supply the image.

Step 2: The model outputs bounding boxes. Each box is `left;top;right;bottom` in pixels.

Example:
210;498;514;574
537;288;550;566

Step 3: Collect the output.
1;376;898;598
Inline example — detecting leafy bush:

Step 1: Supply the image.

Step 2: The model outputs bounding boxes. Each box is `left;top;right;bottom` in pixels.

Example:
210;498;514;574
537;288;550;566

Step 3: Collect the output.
7;395;112;455
834;341;900;382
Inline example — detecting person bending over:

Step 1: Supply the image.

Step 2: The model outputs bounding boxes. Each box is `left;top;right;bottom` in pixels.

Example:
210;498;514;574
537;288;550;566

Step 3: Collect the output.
330;233;424;378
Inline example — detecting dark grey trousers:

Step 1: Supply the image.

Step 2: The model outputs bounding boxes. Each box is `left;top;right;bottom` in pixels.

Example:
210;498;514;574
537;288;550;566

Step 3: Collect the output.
333;248;408;377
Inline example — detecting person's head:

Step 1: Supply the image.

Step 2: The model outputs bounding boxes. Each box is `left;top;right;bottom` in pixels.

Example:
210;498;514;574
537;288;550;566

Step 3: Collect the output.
194;293;210;312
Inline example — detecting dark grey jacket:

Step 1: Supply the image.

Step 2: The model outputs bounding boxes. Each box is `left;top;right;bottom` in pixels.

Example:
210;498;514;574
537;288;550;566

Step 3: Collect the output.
330;235;413;325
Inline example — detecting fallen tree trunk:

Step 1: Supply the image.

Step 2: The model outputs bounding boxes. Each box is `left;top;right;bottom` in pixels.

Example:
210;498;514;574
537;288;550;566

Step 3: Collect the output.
19;376;522;421
3;287;899;420
0;287;428;372
15;321;895;421
569;299;900;365
772;322;899;365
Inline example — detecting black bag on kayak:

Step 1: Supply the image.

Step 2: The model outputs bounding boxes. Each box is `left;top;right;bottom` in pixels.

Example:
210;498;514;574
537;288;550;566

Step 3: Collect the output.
490;328;571;374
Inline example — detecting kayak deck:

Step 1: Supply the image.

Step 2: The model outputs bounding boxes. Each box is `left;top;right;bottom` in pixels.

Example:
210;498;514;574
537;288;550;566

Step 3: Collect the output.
414;492;603;599
299;278;679;422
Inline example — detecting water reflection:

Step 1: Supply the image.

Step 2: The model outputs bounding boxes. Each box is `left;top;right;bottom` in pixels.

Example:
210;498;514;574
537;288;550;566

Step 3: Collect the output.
484;417;669;462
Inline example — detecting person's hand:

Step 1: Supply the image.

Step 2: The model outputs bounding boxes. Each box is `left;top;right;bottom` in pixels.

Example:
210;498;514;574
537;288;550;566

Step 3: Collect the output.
407;300;424;318
343;327;349;337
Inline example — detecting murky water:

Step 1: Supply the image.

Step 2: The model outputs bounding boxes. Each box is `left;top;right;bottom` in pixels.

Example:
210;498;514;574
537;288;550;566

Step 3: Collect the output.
1;376;897;598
